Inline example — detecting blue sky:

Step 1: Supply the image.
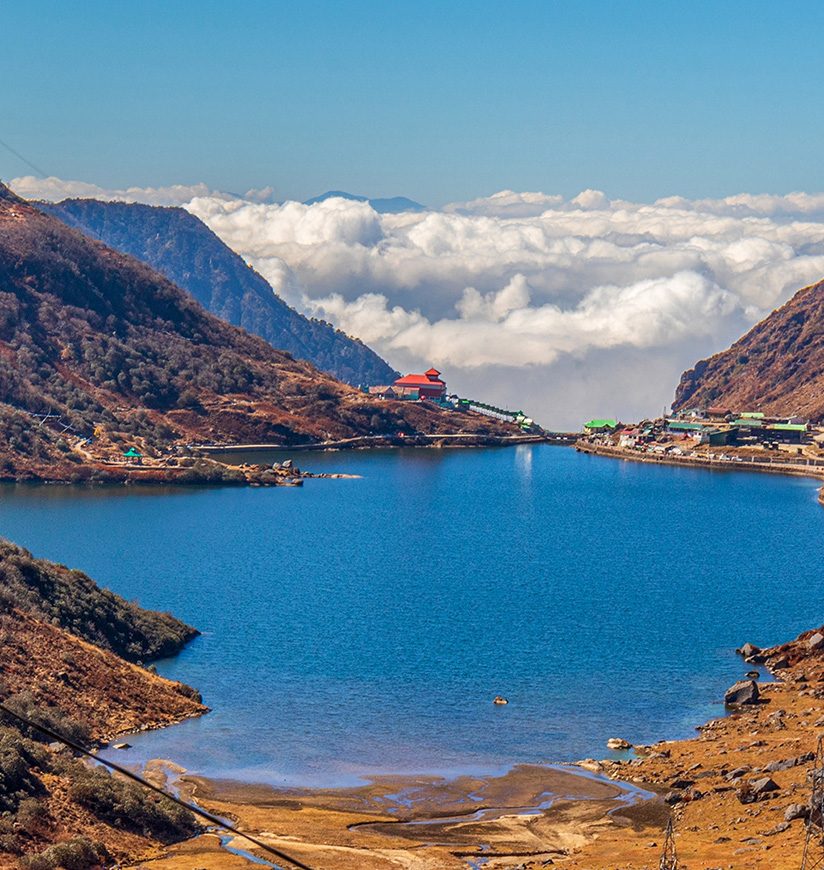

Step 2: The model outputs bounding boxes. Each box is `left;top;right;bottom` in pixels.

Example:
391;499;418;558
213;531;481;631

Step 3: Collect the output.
2;0;824;205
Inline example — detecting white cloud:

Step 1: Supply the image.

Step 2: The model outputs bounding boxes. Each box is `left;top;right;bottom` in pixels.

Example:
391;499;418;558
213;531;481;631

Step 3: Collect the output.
9;175;229;206
11;176;824;428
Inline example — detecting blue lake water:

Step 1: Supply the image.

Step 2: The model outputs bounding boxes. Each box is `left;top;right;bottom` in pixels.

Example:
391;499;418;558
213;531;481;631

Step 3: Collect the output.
1;446;822;788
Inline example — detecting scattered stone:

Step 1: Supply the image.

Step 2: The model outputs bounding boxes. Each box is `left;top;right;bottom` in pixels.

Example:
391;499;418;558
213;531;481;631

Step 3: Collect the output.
771;656;790;670
784;803;809;822
663;791;682;805
762;821;791;836
725;680;760;706
726;766;751;781
763;752;814;773
606;737;631;751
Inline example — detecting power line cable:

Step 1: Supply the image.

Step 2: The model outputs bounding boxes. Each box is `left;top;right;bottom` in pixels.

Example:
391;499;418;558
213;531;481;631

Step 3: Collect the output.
0;136;49;177
0;702;315;870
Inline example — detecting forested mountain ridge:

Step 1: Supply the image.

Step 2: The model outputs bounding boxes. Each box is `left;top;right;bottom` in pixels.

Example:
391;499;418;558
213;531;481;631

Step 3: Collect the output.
0;183;506;481
40;197;398;385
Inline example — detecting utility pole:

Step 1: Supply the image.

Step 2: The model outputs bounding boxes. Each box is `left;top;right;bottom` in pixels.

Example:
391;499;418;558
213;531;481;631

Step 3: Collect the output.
659;816;679;870
801;735;824;870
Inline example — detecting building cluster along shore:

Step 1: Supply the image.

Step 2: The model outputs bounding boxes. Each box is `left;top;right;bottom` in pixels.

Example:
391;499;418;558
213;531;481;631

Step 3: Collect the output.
578;406;824;489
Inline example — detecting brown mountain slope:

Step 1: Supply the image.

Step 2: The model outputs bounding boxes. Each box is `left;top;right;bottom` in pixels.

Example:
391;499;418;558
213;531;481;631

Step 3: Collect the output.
0;540;205;865
0;537;205;739
0;183;507;481
673;277;824;419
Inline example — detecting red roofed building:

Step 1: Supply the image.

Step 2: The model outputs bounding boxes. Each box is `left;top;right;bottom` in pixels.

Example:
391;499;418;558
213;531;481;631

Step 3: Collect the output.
393;367;447;400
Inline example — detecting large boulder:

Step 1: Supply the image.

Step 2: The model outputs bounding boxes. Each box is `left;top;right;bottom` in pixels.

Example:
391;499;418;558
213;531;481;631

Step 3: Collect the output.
808;632;824;652
738;776;780;804
724;679;760;706
751;776;780;797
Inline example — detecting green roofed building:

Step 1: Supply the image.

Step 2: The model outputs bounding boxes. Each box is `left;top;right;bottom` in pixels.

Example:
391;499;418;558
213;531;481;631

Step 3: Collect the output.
733;418;765;428
767;423;807;443
666;420;705;432
584;418;618;433
740;412;765;419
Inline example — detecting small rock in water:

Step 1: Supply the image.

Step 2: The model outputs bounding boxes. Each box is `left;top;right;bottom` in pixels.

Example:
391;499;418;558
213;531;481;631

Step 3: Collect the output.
606;737;631;751
112;742;131;750
493;695;508;705
737;642;762;658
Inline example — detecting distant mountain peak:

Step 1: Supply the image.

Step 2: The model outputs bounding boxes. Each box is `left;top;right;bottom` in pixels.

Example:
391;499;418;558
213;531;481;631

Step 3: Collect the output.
303;190;426;214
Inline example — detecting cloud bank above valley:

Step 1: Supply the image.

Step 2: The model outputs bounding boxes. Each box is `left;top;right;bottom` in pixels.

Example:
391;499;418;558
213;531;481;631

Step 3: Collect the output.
13;175;824;429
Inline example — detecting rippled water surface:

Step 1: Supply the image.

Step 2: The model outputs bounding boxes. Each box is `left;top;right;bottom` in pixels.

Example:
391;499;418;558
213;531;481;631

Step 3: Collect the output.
2;446;822;786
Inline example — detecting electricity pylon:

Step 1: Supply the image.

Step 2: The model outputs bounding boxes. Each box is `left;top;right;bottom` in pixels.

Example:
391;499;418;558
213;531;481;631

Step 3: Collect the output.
659;816;679;870
801;735;824;870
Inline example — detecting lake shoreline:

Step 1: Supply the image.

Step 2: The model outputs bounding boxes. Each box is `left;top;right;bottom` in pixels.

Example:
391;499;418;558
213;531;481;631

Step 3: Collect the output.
145;626;824;869
577;439;824;492
146;761;665;869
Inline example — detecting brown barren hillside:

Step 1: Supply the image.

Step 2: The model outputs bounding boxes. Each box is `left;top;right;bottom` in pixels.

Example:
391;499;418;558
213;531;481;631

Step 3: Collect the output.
0;540;205;866
674;277;824;418
0;182;509;481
